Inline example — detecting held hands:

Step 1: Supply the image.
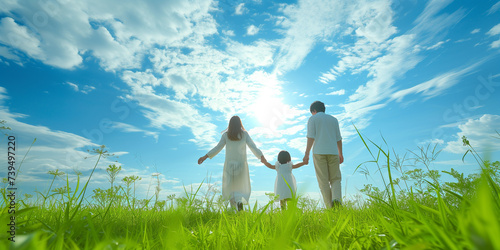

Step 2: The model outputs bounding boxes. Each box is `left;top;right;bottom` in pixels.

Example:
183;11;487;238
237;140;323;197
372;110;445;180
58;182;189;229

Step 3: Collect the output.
260;155;268;165
261;155;274;169
198;155;208;165
303;154;309;165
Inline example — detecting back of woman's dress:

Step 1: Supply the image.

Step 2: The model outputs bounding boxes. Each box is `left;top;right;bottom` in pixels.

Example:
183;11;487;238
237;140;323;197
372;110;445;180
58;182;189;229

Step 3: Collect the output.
206;131;262;204
274;162;297;200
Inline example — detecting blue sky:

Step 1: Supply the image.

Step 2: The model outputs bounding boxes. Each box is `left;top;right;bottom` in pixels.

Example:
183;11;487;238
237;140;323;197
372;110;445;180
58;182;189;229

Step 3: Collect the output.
1;0;500;207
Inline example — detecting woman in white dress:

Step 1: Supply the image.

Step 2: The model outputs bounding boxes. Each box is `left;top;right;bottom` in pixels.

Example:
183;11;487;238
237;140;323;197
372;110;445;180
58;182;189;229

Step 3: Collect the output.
198;116;264;211
263;150;305;209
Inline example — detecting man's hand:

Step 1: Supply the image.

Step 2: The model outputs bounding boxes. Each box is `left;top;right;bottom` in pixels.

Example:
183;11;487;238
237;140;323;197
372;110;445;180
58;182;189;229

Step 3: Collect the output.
303;154;309;165
339;154;344;164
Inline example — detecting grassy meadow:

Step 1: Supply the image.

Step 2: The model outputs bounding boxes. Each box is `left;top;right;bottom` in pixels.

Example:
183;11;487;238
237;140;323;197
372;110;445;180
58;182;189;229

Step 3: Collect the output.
1;128;500;249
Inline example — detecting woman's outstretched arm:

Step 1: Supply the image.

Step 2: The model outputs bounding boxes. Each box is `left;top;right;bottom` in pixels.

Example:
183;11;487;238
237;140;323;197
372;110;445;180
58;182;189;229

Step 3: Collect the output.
245;131;263;159
198;134;226;164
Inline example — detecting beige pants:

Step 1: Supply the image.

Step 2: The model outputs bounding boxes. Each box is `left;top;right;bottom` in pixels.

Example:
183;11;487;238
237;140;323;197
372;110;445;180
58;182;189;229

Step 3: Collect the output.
313;154;341;208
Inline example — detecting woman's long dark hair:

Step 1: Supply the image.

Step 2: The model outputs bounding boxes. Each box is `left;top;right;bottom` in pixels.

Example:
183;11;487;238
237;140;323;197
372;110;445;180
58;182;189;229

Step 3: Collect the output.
227;116;245;141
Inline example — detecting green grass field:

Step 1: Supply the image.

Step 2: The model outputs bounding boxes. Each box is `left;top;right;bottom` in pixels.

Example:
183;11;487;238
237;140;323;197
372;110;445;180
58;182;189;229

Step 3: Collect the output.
1;130;499;249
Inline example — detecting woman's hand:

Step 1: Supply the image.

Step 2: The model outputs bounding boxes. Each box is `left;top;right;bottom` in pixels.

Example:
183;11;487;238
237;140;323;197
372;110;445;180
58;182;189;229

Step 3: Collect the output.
198;155;208;165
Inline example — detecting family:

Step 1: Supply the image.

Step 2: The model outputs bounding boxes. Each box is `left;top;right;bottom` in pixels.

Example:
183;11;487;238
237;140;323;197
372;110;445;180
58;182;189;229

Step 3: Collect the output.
197;101;343;211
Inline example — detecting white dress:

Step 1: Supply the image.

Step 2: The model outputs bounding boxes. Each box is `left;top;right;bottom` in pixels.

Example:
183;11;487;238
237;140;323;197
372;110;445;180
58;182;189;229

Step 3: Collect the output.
274;161;297;200
206;131;263;204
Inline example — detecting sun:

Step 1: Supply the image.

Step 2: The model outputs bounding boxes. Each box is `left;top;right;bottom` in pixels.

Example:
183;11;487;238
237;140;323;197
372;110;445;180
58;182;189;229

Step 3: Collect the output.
249;92;287;131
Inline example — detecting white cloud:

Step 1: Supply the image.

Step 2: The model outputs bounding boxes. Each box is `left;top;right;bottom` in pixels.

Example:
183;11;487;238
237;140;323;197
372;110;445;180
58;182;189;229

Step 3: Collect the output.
0;17;44;62
488;1;500;15
111;122;159;142
222;30;235;36
64;82;96;94
319;0;468;141
486;23;500;49
0;86;133;194
349;0;397;43
274;0;345;73
246;25;260;36
417;138;444;146
0;45;21;63
82;85;96;94
122;70;218;147
471;28;480;34
444;114;500;154
287;137;307;153
64;82;79;92
487;23;500;36
226;40;275;67
341;34;420;131
235;3;246;15
0;0;217;70
391;62;481;102
409;0;466;46
318;0;397;84
491;39;500;48
426;39;449;50
326;89;346;96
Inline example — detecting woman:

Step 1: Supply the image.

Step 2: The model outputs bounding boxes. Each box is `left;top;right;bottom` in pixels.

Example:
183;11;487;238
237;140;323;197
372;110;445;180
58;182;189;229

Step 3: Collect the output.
198;116;264;211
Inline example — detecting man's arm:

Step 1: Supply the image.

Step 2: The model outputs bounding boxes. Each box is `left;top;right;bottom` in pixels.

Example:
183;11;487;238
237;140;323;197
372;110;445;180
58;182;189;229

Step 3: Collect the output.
337;140;343;164
303;137;315;164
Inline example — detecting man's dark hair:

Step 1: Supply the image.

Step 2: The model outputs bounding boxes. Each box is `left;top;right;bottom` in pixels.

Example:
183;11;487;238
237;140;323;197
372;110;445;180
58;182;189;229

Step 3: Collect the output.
310;101;326;113
278;150;291;164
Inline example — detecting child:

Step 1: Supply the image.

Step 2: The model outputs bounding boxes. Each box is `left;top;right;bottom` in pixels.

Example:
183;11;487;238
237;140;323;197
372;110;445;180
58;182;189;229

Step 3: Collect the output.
263;150;306;209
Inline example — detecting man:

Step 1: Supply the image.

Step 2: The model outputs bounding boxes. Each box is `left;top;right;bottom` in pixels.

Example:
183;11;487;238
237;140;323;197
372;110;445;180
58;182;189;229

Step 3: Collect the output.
303;101;343;208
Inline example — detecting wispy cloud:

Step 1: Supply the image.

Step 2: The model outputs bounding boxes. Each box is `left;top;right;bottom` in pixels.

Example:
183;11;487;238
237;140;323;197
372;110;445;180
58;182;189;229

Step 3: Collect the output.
64;82;96;94
326;89;346;96
319;0;397;84
488;1;500;15
64;82;79;92
0;87;129;192
418;138;445;146
222;30;235;36
391;62;481;102
110;122;159;142
426;39;450;50
318;0;468;140
487;23;500;36
226;40;274;67
121;70;218;148
487;23;500;48
274;0;346;74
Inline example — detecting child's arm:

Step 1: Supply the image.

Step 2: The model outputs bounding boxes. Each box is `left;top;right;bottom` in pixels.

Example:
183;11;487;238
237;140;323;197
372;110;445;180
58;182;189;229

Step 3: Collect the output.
264;161;275;169
292;162;306;169
261;155;275;169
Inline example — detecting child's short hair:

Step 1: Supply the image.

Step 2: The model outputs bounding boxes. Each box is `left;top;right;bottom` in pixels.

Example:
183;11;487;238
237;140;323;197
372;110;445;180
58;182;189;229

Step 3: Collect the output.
278;150;291;164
